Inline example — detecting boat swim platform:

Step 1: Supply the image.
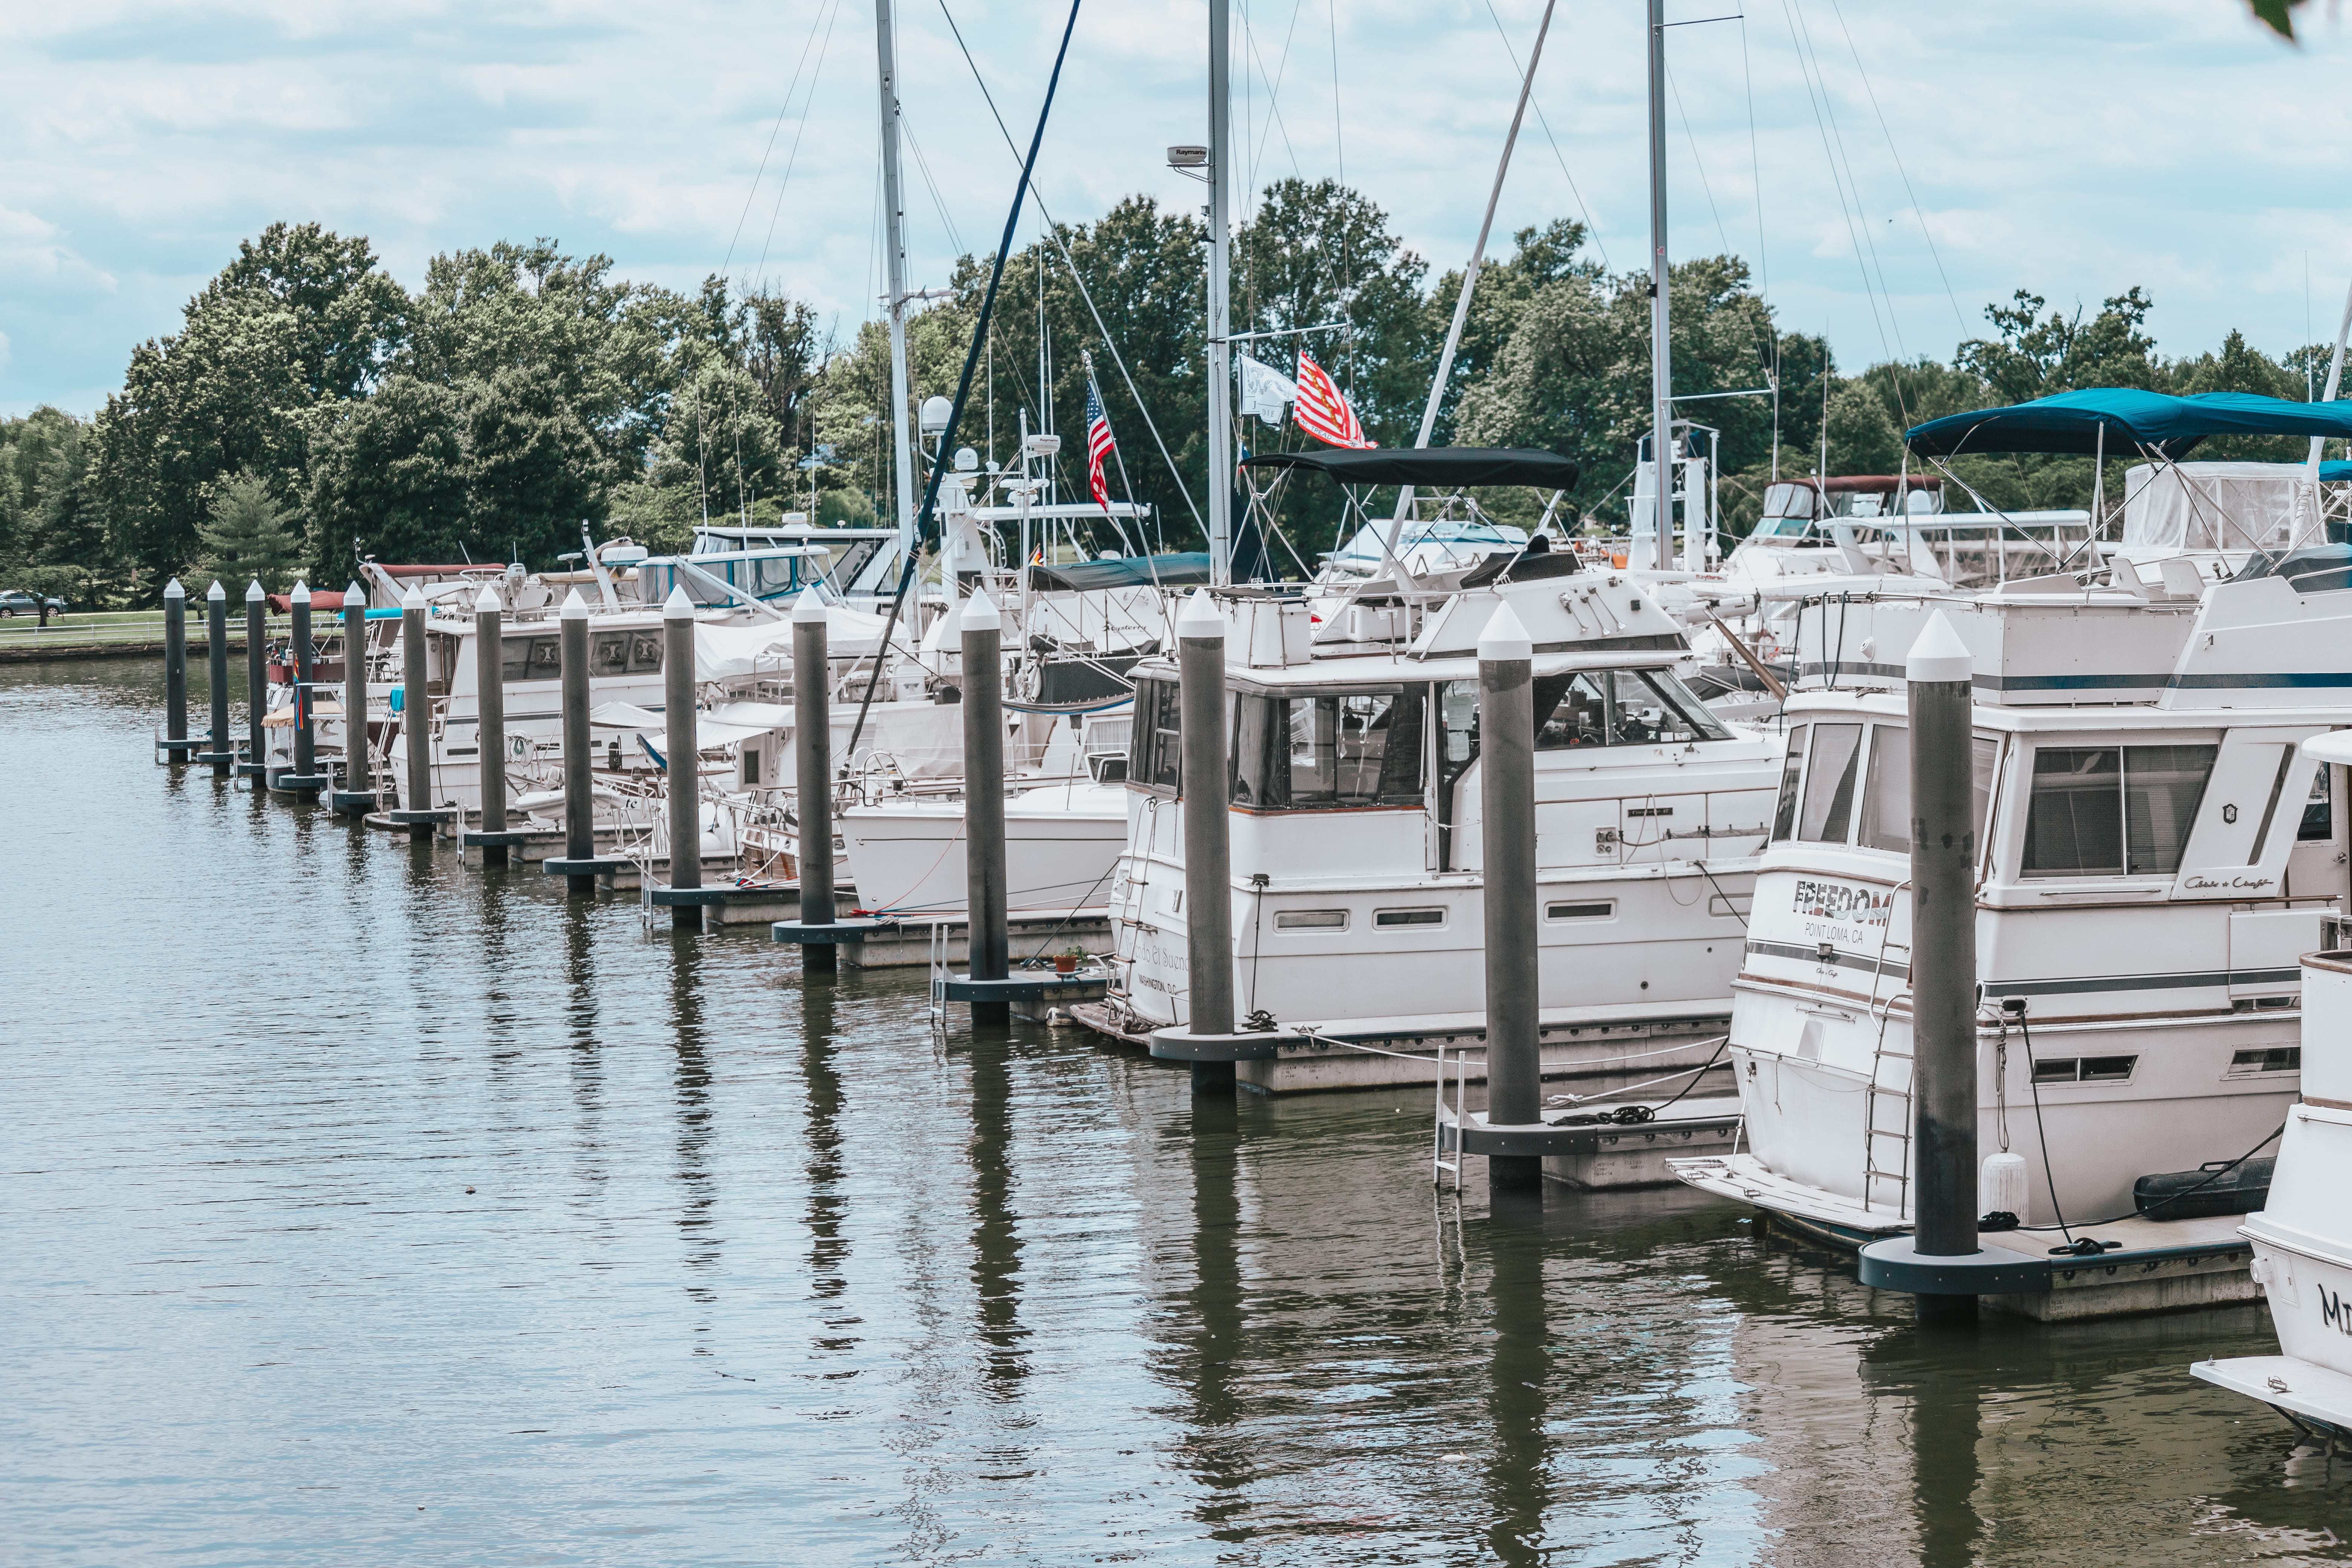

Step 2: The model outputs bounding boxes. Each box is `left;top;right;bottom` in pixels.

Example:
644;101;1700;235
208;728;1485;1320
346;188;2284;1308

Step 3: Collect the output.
1068;996;1733;1096
1434;1095;1745;1190
2193;1355;2352;1442
1673;1153;2260;1322
767;908;1113;971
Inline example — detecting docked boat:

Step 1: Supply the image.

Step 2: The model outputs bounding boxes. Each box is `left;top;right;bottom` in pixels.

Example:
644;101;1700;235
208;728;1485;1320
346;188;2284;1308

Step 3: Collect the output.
1075;447;1785;1093
1674;386;2352;1250
2194;736;2352;1435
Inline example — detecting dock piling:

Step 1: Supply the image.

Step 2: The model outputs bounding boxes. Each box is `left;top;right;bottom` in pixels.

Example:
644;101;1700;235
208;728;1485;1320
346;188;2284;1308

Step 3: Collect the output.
1178;588;1236;1090
472;585;510;866
242;580;266;778
205;582;229;776
559;590;596;894
1479;601;1544;1193
286;582;319;792
335;580;372;811
162;577;187;757
961;588;1010;1023
1908;610;1981;1322
663;586;701;931
401;586;433;841
793;588;838;972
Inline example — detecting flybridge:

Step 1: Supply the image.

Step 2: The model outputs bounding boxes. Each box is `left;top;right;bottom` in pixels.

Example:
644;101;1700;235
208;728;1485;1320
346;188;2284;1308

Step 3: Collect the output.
1208;564;1688;672
1784;565;2352;710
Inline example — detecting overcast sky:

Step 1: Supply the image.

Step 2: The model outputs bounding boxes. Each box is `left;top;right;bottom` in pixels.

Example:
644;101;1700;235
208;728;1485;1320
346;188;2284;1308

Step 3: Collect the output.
4;0;2349;420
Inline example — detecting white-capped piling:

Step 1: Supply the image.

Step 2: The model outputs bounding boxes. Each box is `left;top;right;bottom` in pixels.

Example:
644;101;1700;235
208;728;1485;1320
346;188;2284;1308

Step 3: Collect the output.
1908;610;1980;1321
338;580;371;807
162;577;187;754
961;588;1010;1023
1479;600;1542;1193
288;582;318;789
663;586;701;931
559;589;596;894
1178;588;1236;1087
242;580;267;778
793;588;838;971
401;586;433;841
472;585;510;866
205;581;230;776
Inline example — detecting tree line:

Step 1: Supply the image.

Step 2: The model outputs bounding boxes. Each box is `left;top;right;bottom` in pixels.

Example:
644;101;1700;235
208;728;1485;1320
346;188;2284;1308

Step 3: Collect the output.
0;185;2336;606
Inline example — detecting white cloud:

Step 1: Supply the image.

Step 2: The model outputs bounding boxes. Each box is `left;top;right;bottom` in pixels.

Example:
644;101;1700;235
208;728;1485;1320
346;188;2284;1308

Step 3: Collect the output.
5;0;2352;416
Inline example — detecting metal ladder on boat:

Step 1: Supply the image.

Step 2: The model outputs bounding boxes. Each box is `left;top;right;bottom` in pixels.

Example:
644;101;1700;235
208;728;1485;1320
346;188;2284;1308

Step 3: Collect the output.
1431;1040;1476;1191
1859;1011;1913;1217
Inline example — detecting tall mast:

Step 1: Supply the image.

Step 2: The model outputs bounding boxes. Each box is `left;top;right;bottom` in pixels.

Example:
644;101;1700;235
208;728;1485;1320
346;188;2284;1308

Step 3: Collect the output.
1206;0;1234;585
876;0;918;561
1390;0;1557;542
1645;0;1674;572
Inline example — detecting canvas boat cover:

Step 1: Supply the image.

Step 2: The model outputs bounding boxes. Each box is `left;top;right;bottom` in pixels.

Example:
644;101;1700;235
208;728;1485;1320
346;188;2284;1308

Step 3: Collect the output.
1027;553;1214;591
1908;387;2352;459
1240;447;1580;489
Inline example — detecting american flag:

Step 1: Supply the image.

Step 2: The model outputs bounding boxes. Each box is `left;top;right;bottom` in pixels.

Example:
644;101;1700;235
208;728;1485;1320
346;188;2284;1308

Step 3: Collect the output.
1085;378;1118;509
1292;350;1375;449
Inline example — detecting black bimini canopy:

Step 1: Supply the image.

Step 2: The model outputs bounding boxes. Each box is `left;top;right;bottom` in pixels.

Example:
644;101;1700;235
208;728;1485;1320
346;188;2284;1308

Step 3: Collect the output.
1240;447;1580;490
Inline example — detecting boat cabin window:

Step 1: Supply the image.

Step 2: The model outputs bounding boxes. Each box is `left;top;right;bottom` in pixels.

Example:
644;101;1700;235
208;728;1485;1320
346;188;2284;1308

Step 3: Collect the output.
2032;1054;2138;1085
1529;668;1730;749
584;628;663;677
499;634;564;683
2021;745;2215;877
1129;677;1184;791
1773;720;1995;851
1798;723;1864;842
2301;764;2334;842
1231;688;1426;809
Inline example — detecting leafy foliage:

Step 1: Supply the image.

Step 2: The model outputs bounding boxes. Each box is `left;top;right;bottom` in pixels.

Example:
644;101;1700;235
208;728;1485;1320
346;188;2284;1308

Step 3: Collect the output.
20;183;2350;602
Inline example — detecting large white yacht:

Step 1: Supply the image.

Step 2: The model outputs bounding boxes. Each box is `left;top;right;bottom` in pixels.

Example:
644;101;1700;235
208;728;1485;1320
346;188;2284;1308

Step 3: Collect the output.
1069;446;1786;1092
1674;386;2352;1241
2195;756;2352;1435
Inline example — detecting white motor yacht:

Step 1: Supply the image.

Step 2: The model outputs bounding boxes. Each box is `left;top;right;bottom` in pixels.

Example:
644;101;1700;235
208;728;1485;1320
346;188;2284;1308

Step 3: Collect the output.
2194;748;2352;1432
1078;447;1788;1093
1675;386;2352;1249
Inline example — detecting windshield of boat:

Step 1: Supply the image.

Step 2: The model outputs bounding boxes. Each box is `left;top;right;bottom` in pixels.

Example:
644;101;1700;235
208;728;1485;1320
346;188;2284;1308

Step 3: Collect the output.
1326;518;1527;570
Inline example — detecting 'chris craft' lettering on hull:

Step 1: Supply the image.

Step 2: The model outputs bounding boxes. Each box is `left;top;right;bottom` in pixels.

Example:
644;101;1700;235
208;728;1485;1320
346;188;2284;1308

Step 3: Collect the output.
2183;873;2278;894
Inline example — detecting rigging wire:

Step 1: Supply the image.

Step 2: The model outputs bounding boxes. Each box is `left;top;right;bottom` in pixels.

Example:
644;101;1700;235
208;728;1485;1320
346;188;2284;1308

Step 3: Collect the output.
1775;0;1896;370
1327;0;1344;188
1245;0;1308;195
1786;0;1908;378
1822;0;1966;337
1474;0;1609;272
1665;61;1733;261
719;0;841;278
899;119;968;260
933;0;1205;533
748;0;848;289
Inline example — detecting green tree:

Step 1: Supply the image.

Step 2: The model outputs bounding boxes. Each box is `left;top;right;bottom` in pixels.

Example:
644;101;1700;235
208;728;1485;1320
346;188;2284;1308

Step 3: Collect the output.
307;375;470;567
1957;287;2161;402
199;472;303;590
87;223;405;598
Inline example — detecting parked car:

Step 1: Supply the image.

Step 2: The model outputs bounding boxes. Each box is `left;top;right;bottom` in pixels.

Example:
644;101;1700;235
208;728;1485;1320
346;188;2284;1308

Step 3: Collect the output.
0;591;67;617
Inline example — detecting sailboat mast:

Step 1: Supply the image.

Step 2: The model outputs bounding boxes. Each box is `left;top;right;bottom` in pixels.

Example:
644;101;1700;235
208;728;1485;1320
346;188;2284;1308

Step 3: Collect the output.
1207;0;1235;586
1390;0;1558;541
1645;0;1674;572
876;0;919;562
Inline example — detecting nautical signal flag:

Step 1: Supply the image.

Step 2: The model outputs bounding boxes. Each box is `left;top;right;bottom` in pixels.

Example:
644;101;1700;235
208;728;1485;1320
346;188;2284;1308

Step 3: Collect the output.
1085;378;1118;508
1292;351;1374;449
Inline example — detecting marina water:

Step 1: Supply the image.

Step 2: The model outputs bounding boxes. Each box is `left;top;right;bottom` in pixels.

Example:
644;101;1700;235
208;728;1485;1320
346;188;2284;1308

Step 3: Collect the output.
6;658;2346;1563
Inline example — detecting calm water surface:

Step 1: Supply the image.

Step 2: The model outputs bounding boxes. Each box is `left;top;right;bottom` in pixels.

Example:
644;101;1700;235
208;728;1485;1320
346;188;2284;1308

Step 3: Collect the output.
4;660;2347;1565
